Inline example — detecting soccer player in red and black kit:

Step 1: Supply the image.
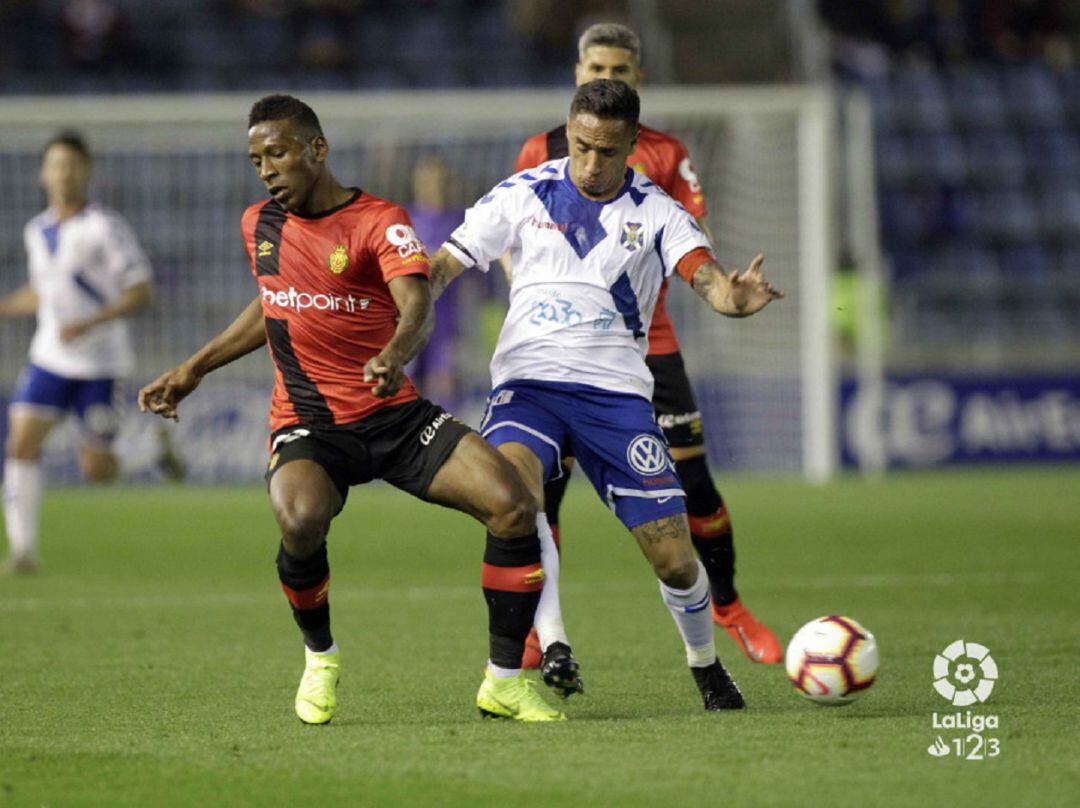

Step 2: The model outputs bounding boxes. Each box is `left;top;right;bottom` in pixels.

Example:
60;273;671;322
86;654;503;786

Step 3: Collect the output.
514;23;782;666
139;95;563;724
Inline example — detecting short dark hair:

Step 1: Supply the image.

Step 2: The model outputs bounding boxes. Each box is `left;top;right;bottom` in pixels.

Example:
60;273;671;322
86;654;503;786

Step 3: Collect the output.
42;130;90;163
578;22;642;64
248;94;323;137
569;79;640;130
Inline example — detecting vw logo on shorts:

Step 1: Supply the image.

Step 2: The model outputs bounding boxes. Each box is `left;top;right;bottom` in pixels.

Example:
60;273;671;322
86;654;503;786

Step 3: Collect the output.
626;434;667;476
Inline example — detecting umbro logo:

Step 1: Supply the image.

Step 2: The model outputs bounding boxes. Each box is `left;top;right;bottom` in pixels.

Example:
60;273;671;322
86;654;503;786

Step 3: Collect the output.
258;240;275;257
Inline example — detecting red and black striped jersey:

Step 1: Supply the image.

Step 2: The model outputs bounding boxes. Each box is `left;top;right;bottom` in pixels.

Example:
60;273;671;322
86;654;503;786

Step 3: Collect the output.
515;124;709;356
241;189;430;432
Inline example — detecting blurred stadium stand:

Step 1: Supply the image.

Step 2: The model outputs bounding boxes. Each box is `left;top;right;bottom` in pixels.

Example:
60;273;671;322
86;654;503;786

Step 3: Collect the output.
819;0;1080;372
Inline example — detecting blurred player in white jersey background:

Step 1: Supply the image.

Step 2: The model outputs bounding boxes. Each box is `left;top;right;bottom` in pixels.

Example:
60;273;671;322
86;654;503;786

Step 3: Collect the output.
0;131;153;574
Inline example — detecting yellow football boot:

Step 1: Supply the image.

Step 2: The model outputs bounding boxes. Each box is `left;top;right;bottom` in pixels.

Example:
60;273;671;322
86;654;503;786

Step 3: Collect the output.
476;669;566;722
295;647;340;724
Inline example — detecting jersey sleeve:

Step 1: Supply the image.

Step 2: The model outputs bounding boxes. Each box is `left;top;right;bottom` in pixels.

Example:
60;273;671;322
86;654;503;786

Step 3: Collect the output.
442;183;518;273
514;133;547;173
664;139;708;220
241;206;259;270
104;214;152;289
369;204;431;283
660;202;715;280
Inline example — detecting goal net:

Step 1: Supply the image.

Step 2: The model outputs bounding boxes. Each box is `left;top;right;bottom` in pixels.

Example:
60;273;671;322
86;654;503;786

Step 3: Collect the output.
0;88;836;482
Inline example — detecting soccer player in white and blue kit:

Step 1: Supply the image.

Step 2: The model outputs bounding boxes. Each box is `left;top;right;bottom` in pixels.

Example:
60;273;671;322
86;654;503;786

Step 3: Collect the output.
429;81;782;710
0;131;152;573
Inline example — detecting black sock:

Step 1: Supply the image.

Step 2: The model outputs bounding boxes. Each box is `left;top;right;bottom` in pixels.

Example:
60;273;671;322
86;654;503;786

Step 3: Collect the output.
481;531;543;668
543;467;571;543
676;456;738;605
276;541;334;652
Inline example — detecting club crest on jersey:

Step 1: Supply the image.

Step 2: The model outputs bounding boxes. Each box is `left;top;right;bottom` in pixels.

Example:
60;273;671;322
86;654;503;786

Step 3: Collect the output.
327;245;349;275
621;222;644;253
257;240;274;258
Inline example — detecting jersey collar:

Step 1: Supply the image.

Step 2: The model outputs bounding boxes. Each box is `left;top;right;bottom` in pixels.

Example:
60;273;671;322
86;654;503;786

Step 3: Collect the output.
288;187;363;220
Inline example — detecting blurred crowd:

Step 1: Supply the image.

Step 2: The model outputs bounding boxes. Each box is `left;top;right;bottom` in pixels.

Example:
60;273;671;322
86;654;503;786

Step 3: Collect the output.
0;0;639;93
819;0;1080;79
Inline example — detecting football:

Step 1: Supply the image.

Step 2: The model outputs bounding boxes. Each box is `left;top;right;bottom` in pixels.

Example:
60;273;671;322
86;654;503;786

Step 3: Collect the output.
785;616;879;705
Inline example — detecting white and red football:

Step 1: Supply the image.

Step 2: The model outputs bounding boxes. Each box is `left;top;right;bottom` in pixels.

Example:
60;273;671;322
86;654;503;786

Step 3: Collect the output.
785;616;879;705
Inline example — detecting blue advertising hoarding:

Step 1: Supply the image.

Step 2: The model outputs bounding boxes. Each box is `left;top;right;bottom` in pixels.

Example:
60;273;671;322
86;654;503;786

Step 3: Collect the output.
840;375;1080;468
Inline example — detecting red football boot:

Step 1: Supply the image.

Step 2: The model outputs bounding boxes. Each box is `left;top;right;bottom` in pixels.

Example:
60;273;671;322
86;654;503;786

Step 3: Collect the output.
712;597;782;664
520;627;543;669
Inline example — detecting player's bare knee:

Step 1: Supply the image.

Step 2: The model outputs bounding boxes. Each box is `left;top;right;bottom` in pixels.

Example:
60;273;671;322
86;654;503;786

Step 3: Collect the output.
274;497;332;557
654;556;699;590
485;478;538;538
82;458;118;484
6;433;42;461
79;448;117;482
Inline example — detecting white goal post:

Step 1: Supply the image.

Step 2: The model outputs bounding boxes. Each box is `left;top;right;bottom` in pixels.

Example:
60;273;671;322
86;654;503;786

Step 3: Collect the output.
0;87;839;482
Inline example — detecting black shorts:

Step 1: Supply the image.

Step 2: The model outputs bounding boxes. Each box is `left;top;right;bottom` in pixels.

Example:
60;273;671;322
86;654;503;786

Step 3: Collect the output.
265;398;473;506
646;352;705;450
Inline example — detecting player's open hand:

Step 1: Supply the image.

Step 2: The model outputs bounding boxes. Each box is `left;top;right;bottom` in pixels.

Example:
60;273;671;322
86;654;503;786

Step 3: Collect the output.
728;254;783;316
138;364;202;422
363;351;405;398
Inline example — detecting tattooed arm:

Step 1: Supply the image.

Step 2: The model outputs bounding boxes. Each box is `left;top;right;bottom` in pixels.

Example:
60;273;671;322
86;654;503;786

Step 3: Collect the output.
689;254;783;317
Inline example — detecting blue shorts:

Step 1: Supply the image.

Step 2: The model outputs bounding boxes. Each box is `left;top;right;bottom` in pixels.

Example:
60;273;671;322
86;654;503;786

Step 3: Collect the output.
11;364;121;446
480;380;685;530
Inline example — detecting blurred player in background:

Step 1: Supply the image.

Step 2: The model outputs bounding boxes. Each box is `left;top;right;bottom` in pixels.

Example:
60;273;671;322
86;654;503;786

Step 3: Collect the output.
514;22;782;666
430;80;782;710
139;95;562;724
0;131;153;575
405;155;463;412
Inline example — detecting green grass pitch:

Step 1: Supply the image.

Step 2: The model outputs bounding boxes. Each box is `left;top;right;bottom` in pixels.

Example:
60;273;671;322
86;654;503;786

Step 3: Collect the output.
1;468;1077;806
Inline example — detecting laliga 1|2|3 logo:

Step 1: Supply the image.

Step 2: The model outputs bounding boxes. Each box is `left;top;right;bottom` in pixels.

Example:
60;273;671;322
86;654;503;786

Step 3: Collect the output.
926;639;1001;761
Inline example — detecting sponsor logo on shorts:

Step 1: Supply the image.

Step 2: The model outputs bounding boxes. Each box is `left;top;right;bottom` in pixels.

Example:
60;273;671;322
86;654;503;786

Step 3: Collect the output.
271;428;310;452
656;411;701;429
642;474;677;487
260;285;370;315
626;434;668;476
420;411;454;446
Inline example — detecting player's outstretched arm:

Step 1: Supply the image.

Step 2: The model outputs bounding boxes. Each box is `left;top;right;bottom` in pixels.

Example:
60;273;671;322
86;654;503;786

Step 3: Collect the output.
138;296;266;421
363;274;433;398
428;246;469;301
60;280;151;342
690;255;784;318
0;284;38;318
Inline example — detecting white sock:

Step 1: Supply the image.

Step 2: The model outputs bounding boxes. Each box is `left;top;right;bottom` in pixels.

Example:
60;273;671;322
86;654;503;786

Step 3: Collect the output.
534;512;569;650
658;559;716;668
487;662;521;679
307;642;338;657
3;459;43;562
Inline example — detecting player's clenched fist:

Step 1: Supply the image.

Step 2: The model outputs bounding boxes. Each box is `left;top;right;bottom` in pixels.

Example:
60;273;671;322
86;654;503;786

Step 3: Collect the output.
138;364;203;421
363;351;405;398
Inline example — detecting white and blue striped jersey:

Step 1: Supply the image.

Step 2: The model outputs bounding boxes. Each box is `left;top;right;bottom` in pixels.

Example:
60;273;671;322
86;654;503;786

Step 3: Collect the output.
444;157;712;400
23;203;151;379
